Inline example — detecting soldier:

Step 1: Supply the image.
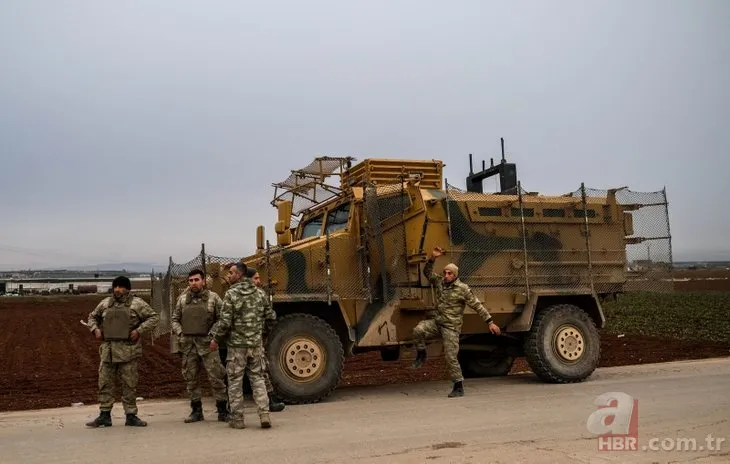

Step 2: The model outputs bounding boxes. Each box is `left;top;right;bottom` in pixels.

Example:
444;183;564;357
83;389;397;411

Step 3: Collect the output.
249;269;285;412
209;262;272;429
412;247;502;397
85;276;160;427
171;269;229;423
216;263;237;369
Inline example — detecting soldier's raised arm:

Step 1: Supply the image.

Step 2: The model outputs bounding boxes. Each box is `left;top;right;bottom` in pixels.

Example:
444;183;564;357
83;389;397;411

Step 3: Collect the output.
135;299;160;336
424;247;445;284
170;293;184;336
86;299;107;334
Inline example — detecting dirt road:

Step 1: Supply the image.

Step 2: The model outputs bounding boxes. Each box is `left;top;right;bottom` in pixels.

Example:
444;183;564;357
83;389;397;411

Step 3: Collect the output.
1;358;729;463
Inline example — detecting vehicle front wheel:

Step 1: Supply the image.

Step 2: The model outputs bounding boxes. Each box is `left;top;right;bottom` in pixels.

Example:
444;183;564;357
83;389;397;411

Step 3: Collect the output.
266;313;344;404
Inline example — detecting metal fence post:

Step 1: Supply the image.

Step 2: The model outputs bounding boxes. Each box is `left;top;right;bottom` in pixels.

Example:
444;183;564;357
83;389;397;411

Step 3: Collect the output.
200;243;207;274
325;230;332;305
662;187;674;268
518;181;531;299
581;183;595;293
444;178;454;262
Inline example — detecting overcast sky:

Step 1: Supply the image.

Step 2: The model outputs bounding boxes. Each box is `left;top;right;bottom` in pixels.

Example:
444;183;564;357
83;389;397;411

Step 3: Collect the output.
1;0;728;270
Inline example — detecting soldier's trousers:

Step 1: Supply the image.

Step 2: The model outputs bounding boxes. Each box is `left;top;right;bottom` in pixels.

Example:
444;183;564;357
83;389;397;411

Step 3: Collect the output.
181;347;227;403
227;347;269;420
412;319;463;382
219;347;228;388
98;359;139;414
261;347;274;393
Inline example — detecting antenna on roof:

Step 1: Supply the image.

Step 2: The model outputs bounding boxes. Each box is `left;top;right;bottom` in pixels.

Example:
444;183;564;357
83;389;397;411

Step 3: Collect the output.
465;137;518;194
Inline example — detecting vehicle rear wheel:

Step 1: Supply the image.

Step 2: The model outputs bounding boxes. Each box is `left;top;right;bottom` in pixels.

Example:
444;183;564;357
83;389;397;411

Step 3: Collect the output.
266;313;344;404
524;304;600;383
380;347;400;362
458;351;514;378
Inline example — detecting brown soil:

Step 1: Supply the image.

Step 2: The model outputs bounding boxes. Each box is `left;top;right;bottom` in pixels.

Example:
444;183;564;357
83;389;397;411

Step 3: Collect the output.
673;268;730;292
0;295;728;412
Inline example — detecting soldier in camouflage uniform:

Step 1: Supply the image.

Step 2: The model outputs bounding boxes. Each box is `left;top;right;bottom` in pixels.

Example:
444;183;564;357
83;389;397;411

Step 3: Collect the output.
171;269;228;423
250;269;286;412
412;247;502;397
85;276;160;427
210;263;273;429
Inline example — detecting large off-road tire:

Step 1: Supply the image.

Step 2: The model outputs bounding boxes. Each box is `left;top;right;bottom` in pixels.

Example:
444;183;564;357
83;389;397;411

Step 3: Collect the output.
458;351;515;378
266;313;344;404
524;304;600;383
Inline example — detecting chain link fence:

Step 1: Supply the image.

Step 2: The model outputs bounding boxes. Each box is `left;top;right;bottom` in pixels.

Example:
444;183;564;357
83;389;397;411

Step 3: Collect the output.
441;181;672;298
150;244;240;347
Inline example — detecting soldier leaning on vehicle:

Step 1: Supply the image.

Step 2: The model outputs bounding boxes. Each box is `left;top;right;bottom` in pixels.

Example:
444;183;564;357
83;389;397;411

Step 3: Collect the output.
171;268;229;423
411;247;501;398
85;276;159;428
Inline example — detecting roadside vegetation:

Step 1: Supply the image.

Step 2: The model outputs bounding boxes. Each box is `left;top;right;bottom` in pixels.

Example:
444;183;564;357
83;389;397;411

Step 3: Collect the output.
603;291;730;343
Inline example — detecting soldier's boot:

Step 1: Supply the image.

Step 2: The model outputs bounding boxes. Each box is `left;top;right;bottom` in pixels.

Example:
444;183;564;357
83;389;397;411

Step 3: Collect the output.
260;412;272;429
269;394;285;413
85;410;112;428
125;414;147;427
412;349;427;369
184;400;204;423
228;415;245;429
448;381;464;398
215;400;229;422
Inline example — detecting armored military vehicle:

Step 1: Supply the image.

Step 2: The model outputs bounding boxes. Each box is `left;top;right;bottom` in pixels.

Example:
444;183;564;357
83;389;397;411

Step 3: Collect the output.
235;141;656;404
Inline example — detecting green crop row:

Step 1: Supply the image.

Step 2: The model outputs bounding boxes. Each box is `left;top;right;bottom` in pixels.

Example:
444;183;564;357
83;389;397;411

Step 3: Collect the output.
602;291;730;343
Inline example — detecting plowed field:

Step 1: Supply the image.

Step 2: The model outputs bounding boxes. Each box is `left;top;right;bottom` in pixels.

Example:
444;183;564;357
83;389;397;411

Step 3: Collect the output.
1;294;728;412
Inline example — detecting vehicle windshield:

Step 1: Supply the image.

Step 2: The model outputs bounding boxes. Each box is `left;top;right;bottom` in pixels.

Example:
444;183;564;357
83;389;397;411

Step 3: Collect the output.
326;203;350;234
300;214;324;239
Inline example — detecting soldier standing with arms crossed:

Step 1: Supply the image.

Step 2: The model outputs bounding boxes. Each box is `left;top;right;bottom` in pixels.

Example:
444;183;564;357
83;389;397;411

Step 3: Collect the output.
411;247;502;398
209;263;272;429
85;276;159;428
171;269;229;423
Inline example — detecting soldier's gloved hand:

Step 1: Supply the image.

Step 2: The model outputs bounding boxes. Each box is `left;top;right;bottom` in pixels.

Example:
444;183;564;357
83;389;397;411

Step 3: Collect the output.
130;329;140;342
93;329;103;341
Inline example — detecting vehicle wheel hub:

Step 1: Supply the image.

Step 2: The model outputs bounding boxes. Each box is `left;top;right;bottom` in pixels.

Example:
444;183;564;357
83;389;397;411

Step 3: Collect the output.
553;325;584;362
282;337;325;381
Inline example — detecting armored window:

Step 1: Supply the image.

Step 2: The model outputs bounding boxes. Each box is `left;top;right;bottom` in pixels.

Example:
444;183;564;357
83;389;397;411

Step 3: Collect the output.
326;202;351;234
376;193;410;222
573;208;597;218
511;208;534;217
300;214;324;239
478;207;502;217
543;208;566;218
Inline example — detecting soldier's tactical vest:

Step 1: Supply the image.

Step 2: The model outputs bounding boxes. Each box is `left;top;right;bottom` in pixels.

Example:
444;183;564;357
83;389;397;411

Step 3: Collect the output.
181;296;210;336
103;303;131;341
